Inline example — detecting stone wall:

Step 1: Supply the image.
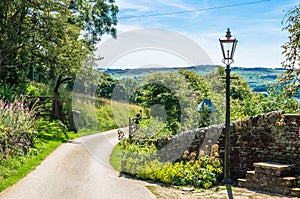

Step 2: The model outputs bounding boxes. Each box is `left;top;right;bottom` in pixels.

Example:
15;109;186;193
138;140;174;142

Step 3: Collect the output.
228;111;300;179
156;111;300;180
157;124;223;162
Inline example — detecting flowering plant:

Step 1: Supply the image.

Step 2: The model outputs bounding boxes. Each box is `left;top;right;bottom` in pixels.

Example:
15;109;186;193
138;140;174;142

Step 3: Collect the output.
0;98;37;159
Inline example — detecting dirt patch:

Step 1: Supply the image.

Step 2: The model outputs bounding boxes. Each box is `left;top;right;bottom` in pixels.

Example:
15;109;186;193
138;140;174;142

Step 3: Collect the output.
146;184;297;199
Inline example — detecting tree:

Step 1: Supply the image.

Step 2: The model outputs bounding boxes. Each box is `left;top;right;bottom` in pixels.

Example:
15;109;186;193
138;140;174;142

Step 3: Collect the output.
139;72;197;133
178;69;209;100
280;5;300;96
96;73;117;99
69;0;118;45
0;0;118;88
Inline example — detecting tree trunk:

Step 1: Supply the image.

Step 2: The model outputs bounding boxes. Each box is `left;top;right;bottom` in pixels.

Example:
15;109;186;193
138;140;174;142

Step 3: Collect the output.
52;75;72;121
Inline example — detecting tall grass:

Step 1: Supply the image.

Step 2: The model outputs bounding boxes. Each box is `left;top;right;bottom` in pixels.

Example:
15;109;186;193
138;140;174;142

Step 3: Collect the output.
72;93;146;132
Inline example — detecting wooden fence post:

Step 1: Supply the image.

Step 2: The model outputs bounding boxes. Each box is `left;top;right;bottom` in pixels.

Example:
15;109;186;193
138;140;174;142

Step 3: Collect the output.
129;117;132;140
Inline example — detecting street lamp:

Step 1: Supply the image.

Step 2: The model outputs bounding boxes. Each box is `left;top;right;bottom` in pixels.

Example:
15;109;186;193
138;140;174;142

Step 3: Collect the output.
219;28;238;184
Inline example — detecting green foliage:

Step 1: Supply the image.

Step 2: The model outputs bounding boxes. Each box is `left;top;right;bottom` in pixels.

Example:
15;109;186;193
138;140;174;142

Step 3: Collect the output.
280;5;300;96
96;104;118;131
25;82;52;96
133;117;173;139
72;93;145;131
178;69;209;99
68;0;118;45
119;141;222;189
0;121;79;192
136;66;300;135
110;143;123;171
112;78;140;103
72;94;101;131
0;99;37;159
35;118;69;142
139;71;197;133
96;73;118;99
156;158;222;188
0;83;26;102
0;0;118;87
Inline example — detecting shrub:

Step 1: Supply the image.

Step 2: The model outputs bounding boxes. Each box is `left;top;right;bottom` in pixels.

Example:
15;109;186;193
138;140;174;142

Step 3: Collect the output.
25;82;52;96
133;117;172;139
120;140;222;189
0;99;37;159
35;118;69;142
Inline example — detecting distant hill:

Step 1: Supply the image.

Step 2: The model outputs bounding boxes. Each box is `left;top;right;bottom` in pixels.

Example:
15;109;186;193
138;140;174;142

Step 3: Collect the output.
98;65;286;94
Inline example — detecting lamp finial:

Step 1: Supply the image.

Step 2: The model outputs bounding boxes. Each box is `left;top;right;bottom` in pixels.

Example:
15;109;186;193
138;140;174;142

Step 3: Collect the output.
226;28;231;40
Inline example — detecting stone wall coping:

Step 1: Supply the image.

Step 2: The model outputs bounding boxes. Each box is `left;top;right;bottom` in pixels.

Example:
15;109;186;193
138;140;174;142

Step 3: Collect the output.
254;162;295;170
246;170;255;174
283;177;297;181
282;113;300;117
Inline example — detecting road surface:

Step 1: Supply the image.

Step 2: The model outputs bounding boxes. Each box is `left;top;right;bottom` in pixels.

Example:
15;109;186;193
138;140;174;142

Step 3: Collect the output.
0;129;156;199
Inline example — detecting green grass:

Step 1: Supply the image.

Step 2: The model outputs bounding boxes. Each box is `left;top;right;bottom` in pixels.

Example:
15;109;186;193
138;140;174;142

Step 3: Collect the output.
0;129;122;193
0;96;145;193
97;99;147;131
110;143;123;172
72;94;147;131
0;140;61;192
0;131;82;192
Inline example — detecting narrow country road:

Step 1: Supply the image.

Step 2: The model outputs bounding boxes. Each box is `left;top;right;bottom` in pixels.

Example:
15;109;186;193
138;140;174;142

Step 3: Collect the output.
0;128;156;199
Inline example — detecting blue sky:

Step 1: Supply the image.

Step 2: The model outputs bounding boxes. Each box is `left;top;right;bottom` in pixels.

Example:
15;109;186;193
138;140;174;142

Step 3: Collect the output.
97;0;300;68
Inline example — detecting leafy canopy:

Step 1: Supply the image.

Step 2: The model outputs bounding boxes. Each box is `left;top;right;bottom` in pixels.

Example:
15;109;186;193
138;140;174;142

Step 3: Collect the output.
0;0;118;85
280;4;300;96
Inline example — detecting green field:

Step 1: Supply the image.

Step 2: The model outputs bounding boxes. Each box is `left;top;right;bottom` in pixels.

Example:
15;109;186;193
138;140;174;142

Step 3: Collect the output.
99;65;286;93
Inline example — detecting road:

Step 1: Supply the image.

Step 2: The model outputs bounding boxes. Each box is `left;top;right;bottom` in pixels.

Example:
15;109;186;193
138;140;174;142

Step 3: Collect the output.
0;129;156;199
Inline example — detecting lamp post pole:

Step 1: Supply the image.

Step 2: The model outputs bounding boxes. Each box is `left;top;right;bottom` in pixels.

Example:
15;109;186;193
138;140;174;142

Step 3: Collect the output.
219;28;238;184
224;59;231;184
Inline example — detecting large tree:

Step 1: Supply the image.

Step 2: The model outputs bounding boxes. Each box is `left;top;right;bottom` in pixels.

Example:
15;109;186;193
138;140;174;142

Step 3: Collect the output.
0;0;118;86
280;4;300;96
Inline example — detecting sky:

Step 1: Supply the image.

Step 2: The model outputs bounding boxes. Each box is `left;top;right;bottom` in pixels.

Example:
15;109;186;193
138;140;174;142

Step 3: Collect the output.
96;0;300;69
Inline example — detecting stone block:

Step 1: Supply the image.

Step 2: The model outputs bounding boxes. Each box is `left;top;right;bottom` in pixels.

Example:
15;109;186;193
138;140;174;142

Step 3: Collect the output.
237;178;247;187
281;177;297;187
291;188;300;197
246;170;255;180
254;162;295;177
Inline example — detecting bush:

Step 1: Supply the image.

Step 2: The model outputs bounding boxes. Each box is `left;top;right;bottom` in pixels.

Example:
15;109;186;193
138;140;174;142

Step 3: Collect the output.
0;99;37;159
133;117;173;139
120;141;222;189
25;82;52;96
35;118;69;142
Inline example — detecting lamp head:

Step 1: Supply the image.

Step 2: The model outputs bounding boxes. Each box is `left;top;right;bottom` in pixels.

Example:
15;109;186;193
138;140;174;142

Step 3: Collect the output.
219;28;238;65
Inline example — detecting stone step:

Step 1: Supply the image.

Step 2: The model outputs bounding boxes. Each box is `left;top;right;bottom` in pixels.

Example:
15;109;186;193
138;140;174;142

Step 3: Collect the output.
254;162;295;177
239;176;297;195
243;176;297;187
237;178;247;187
291;188;300;197
282;177;297;187
246;170;255;180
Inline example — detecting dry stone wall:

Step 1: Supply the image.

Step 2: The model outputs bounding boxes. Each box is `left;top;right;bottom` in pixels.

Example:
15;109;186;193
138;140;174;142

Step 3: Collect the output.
157;111;300;180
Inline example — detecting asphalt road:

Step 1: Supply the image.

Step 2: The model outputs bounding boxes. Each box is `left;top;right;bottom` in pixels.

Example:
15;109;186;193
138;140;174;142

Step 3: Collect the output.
0;129;156;199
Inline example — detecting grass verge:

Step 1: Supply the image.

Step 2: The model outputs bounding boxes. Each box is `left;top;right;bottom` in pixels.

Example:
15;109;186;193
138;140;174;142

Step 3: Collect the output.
146;186;161;198
0;140;61;192
109;143;123;172
0;131;89;192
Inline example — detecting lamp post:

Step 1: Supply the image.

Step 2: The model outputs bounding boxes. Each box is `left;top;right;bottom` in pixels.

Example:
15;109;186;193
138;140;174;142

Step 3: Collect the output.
219;28;238;184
